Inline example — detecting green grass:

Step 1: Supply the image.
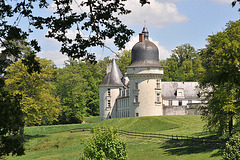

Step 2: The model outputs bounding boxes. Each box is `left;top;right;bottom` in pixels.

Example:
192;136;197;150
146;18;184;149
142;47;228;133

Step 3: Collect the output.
6;115;222;160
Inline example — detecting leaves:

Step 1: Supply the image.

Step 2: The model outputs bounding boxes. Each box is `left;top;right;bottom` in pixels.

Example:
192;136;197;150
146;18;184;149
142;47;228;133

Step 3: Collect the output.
55;59;104;123
0;0;144;61
200;20;240;136
161;43;205;82
4;57;61;126
82;126;128;160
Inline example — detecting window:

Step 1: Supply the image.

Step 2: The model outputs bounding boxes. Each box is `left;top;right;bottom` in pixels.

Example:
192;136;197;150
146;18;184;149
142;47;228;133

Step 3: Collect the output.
179;100;182;106
169;100;172;106
107;88;110;96
188;100;192;104
134;95;138;103
107;100;111;107
156;79;160;89
136;113;139;117
178;92;182;96
135;82;138;89
123;88;125;96
119;88;122;97
156;93;160;102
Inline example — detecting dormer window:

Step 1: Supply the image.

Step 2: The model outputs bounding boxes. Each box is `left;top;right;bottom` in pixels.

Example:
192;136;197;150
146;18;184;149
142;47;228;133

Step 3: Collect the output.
176;88;184;98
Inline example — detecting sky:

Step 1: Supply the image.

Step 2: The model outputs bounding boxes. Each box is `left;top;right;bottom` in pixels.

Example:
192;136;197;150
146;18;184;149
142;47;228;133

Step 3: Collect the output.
33;0;240;67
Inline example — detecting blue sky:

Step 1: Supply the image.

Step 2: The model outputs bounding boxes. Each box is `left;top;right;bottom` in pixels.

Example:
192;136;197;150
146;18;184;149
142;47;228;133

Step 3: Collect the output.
34;0;240;67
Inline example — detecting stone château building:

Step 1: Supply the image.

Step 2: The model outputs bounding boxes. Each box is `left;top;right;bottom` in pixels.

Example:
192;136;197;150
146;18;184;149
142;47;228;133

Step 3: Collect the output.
99;27;203;121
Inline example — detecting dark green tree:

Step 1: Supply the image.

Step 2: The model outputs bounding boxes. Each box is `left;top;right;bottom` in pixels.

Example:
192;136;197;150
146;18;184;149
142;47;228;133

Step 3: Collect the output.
161;43;204;82
55;59;103;123
200;20;240;136
0;86;24;157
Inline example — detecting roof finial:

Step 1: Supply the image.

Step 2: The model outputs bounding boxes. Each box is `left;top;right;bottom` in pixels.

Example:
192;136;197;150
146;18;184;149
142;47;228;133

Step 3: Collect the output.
142;23;149;40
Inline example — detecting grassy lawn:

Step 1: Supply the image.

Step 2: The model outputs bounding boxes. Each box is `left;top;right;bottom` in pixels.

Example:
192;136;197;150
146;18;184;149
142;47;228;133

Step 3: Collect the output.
6;115;223;160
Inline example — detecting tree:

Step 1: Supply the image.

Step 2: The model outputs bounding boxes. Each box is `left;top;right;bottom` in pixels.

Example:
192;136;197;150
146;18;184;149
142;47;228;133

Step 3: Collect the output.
0;87;24;157
116;50;131;74
55;59;103;123
200;20;240;136
171;43;198;67
4;57;61;126
81;127;128;160
0;0;149;61
161;43;204;82
223;133;240;160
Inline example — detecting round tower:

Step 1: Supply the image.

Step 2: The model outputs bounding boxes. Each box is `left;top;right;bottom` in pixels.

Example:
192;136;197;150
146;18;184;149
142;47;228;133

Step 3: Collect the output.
127;27;164;117
99;59;123;121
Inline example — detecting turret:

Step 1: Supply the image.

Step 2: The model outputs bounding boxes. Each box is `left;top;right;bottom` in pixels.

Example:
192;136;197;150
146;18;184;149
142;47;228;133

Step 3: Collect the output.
127;27;164;117
99;59;123;121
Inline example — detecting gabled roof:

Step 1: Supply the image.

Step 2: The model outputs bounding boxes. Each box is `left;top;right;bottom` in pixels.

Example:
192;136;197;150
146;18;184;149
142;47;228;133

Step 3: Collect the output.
161;82;201;99
100;59;123;87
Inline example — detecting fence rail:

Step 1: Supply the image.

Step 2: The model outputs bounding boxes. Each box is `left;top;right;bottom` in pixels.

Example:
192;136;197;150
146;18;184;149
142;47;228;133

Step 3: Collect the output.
70;128;223;143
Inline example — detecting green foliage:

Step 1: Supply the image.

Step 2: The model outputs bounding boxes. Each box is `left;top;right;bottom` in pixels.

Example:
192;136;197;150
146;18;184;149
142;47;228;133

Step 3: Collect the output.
4;57;61;126
82;127;128;160
200;20;240;136
116;50;132;74
161;43;205;81
55;59;104;124
223;133;240;160
0;88;24;157
0;0;151;61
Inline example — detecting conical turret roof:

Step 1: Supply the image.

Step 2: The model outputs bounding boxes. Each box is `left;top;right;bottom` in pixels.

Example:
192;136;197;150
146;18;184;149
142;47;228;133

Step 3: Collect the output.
100;59;123;87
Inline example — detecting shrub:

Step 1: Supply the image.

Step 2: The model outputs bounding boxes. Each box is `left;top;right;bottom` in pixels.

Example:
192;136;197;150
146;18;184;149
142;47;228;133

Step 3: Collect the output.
81;126;128;160
223;133;240;160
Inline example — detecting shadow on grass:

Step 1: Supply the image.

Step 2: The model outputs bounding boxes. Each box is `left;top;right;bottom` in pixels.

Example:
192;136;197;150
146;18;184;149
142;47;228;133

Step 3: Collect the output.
160;137;225;157
25;134;46;141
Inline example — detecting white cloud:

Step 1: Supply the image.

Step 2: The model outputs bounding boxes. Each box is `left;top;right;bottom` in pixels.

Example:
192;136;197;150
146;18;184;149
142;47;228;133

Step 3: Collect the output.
121;0;188;28
125;35;171;60
49;0;187;29
37;50;69;68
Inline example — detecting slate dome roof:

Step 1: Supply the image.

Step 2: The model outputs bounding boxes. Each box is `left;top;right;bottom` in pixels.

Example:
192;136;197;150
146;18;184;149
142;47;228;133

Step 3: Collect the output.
129;27;162;68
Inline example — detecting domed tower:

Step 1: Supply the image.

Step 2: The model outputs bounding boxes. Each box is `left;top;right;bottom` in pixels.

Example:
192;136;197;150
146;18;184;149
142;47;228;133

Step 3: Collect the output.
127;27;164;117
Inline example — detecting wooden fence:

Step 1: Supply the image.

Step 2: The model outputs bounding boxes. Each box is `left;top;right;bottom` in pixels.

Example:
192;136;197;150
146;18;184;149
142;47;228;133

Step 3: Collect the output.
70;128;222;144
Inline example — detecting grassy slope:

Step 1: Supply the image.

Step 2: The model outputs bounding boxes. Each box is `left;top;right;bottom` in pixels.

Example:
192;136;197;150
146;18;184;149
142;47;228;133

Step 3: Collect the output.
99;115;210;136
6;115;221;160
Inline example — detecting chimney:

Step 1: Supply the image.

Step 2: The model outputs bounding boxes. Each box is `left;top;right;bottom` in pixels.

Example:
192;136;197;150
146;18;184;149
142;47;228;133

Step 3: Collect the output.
139;33;144;42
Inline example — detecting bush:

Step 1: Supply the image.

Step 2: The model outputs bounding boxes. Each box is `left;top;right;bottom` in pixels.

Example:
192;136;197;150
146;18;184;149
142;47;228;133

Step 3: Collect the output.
223;133;240;160
81;126;128;160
